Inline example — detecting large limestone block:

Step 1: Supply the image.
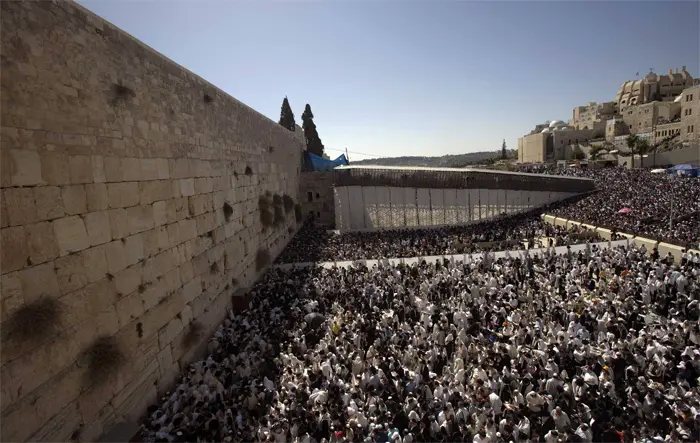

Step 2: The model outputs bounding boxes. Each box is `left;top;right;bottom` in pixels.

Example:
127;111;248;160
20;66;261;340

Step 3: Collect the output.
26;221;59;265
69;155;93;184
18;262;60;303
126;205;155;235
54;215;90;256
61;185;87;215
34;186;65;220
108;182;139;209
7;149;44;186
4;187;38;226
85;183;109;212
1;226;28;273
40;153;70;186
84;211;112;246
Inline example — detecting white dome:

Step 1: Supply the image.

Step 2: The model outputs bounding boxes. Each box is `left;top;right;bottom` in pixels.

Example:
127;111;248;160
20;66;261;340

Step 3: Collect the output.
674;94;683;103
549;120;566;128
541;128;551;133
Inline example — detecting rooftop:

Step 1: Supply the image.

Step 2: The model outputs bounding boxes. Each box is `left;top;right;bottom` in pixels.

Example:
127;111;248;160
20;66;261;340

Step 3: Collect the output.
334;164;594;181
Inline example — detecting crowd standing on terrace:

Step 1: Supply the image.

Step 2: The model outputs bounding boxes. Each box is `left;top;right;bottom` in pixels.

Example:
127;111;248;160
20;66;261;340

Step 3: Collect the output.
519;166;700;248
276;212;601;264
144;244;700;443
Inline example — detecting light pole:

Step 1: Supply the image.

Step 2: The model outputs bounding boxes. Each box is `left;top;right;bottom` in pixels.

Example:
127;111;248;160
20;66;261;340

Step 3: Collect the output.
668;174;676;231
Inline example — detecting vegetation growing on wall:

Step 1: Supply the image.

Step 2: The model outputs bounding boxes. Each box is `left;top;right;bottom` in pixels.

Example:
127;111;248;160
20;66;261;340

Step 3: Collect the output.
110;82;135;107
255;248;270;271
182;321;203;349
294;203;303;223
223;202;233;222
3;296;63;343
259;195;274;227
283;194;295;213
85;335;124;383
274;204;286;226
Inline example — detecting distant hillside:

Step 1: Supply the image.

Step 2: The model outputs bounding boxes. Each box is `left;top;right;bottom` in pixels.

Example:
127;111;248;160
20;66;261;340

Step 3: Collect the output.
351;150;516;168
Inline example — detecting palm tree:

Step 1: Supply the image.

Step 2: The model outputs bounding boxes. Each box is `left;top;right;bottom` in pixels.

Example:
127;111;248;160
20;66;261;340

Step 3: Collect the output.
589;145;604;161
625;134;639;169
636;139;651;168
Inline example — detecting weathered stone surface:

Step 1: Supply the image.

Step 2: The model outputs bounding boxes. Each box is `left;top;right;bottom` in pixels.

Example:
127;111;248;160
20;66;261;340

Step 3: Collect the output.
26;221;59;265
0;0;303;440
34;186;66;221
53;215;90;256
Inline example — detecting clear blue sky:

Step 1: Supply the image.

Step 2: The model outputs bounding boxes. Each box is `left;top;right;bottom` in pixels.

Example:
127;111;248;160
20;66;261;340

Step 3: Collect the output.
78;0;699;161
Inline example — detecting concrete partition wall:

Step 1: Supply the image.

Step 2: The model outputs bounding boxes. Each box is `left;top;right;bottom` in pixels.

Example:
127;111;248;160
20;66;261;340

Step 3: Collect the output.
497;189;507;215
470;189;481;221
404;188;418;226
389;187;405;228
456;189;471;223
506;190;521;214
416;188;432;226
335;189;587;231
430;189;445;226
375;186;392;228
348;187;365;230
444;189;459;225
334;187;351;231
362;186;377;229
657;242;686;262
631;237;659;251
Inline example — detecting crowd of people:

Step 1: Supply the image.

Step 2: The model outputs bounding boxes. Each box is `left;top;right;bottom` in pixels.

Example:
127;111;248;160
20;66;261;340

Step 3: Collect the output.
144;243;700;442
520;166;700;248
276;212;602;264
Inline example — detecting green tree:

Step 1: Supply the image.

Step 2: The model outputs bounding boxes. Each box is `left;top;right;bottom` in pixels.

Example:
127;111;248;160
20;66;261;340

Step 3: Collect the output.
278;96;296;131
636;138;651;168
571;144;586;161
301;104;325;157
588;144;605;161
625;134;639;169
501;139;507;159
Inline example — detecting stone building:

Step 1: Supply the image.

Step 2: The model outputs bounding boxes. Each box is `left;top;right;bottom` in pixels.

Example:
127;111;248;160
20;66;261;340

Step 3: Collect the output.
680;84;700;143
572;101;617;133
299;172;335;227
615;67;694;111
518;121;594;163
0;1;306;441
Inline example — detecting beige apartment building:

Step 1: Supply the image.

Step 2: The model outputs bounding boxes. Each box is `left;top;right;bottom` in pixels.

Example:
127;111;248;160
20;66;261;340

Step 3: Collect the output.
605;118;629;141
518;120;594;163
518;68;698;164
621;100;681;136
572;101;617;132
680;84;700;143
615;67;694;111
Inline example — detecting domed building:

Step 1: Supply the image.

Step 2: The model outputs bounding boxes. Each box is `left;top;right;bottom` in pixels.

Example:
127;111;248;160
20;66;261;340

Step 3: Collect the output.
519;120;594;163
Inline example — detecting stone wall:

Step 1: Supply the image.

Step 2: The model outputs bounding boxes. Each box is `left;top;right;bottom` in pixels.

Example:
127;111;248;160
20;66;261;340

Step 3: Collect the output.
0;1;304;441
299;172;335;227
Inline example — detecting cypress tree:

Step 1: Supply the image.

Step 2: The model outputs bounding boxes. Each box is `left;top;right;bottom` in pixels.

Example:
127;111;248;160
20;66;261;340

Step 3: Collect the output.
278;96;296;131
301;104;325;157
501;139;507;159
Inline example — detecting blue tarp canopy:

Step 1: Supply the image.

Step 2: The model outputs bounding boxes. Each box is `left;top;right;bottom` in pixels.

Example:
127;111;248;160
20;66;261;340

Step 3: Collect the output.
667;164;699;177
304;152;349;172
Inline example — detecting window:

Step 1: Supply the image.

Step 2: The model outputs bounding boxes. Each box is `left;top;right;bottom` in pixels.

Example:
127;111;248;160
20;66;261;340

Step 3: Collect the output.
688;108;693;116
316;212;320;218
307;191;313;202
315;192;320;199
